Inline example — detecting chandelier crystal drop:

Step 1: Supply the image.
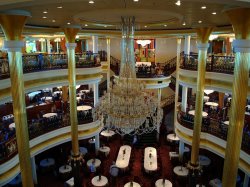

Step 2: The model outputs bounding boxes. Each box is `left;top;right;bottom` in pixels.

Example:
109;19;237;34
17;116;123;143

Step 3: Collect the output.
93;17;163;135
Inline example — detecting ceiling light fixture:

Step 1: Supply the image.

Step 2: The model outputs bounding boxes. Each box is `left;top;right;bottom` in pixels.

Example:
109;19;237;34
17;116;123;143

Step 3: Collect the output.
85;24;88;26
52;20;56;22
201;6;206;9
136;39;151;47
212;12;217;15
76;35;80;39
133;0;139;2
43;10;48;14
198;20;202;23
67;22;71;25
89;0;94;4
144;25;147;28
204;89;214;95
42;16;47;19
104;25;107;27
57;6;63;8
182;22;186;26
175;0;181;6
164;24;167;27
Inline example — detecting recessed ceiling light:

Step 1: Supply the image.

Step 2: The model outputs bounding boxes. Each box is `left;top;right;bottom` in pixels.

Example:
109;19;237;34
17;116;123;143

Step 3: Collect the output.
43;10;48;14
89;0;94;4
182;22;186;26
164;24;167;27
144;25;147;28
133;0;139;2
57;6;63;9
85;24;88;26
67;22;71;25
175;0;181;6
104;25;107;27
42;16;47;19
212;12;217;15
201;6;206;9
198;20;202;23
52;20;56;22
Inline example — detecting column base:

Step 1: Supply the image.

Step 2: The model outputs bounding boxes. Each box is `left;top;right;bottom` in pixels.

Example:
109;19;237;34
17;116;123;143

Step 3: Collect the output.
69;154;84;187
187;161;203;187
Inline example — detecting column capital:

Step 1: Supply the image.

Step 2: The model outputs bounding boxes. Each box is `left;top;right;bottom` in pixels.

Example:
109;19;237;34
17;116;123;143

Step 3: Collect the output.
63;26;80;43
225;8;250;40
4;40;24;52
196;27;214;43
0;10;30;40
197;43;210;50
66;42;77;49
232;39;250;53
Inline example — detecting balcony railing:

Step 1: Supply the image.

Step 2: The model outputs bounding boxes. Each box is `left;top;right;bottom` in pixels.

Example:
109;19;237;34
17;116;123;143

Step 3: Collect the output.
0;53;102;80
177;111;250;155
0;107;94;165
180;54;235;74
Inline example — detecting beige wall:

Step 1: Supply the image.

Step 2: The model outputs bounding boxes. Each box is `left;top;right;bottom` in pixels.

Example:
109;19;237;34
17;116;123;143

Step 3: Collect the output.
87;37;198;62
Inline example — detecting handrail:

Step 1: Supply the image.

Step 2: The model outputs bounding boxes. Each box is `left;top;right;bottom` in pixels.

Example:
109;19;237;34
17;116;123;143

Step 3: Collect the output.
180;54;235;75
0;108;94;165
0;53;102;80
177;111;250;155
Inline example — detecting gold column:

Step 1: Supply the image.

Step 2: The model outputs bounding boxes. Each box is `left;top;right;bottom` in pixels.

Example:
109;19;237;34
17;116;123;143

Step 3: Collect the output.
190;27;213;167
222;8;250;187
62;86;68;102
106;38;111;91
174;38;182;125
63;26;80;156
0;11;34;187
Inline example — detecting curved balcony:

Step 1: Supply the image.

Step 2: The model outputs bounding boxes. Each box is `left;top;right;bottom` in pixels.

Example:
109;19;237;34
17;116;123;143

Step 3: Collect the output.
0;109;102;186
176;111;250;174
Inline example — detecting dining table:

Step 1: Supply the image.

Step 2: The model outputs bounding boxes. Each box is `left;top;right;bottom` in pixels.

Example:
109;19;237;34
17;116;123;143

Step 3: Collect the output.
91;175;108;187
115;145;132;170
144;147;157;173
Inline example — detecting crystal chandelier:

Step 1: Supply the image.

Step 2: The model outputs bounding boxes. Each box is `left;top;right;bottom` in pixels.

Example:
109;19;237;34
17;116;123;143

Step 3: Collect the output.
93;17;163;135
136;39;151;47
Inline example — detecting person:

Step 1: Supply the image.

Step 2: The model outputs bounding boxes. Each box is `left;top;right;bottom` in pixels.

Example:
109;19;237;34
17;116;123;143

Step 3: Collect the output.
109;161;119;177
90;160;96;173
132;135;138;146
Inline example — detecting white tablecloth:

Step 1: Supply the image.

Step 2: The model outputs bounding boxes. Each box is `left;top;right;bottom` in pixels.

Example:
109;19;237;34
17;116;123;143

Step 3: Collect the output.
53;91;62;96
99;146;110;156
77;105;92;111
87;159;101;168
91;175;108;187
223;121;229;125
205;102;219;109
188;110;208;117
144;147;157;172
66;177;74;187
42;96;53;101
9;123;15;129
155;179;172;187
204;96;209;102
173;166;189;177
116;145;132;169
89;138;96;144
100;130;115;137
136;62;151;67
199;155;211;166
40;158;55;167
76;97;82;101
209;178;222;187
79;89;90;93
167;134;180;142
59;165;72;174
43;113;57;118
124;181;141;187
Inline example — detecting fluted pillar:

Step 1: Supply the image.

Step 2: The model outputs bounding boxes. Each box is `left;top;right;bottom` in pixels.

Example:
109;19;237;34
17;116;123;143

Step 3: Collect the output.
190;27;213;167
222;8;250;187
63;26;81;187
184;35;191;55
47;39;51;53
174;38;182;125
107;38;111;91
0;10;34;187
94;82;99;106
181;86;188;112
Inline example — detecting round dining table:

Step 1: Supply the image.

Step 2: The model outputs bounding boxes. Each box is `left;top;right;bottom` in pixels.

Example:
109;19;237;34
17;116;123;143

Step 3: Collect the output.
155;179;172;187
40;158;55;167
199;155;211;166
43;113;57;118
77;105;92;111
188;110;208;117
59;165;72;174
100;129;115;137
99;146;110;156
9;123;15;129
173;166;189;177
87;159;101;168
91;175;108;187
167;133;180;142
124;181;141;187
